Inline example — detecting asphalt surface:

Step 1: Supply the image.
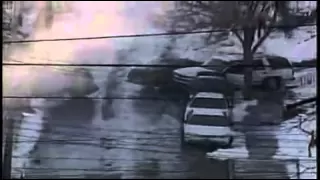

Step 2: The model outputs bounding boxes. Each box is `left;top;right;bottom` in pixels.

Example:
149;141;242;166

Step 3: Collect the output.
26;66;229;179
233;90;290;179
21;66;291;179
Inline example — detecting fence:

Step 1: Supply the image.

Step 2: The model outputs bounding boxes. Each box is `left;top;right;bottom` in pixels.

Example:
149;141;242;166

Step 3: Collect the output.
294;68;317;88
228;158;316;179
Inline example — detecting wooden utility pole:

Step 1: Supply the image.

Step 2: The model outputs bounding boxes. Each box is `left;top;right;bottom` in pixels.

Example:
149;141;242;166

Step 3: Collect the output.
2;115;14;179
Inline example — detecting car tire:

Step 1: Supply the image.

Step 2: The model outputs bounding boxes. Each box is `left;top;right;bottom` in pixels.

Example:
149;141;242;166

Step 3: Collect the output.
264;77;280;91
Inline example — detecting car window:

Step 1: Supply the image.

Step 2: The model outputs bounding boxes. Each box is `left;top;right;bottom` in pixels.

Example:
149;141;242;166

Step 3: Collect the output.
190;98;227;109
267;56;292;69
252;59;265;70
188;115;229;126
225;64;245;74
203;59;228;72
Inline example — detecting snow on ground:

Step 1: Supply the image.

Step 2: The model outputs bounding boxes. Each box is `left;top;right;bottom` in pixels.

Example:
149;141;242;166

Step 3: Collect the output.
232;99;258;123
263;26;316;62
289;36;316;61
207;86;317;179
124;25;316;64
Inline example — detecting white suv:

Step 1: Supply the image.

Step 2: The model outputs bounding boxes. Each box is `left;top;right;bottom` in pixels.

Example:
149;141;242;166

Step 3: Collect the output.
183;109;234;147
184;92;232;121
223;56;295;90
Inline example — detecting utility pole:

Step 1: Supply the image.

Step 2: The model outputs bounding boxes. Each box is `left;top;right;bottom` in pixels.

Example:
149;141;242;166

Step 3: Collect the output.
2;115;14;179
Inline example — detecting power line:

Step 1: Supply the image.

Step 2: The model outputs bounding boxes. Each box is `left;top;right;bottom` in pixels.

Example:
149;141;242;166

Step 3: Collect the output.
3;24;316;44
2;95;316;100
2;63;317;68
11;155;315;163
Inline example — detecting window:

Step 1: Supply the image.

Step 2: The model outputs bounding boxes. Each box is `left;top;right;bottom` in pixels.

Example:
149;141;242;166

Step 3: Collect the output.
188;115;229;126
203;59;228;71
252;59;265;70
225;64;245;74
267;56;292;69
190;98;227;109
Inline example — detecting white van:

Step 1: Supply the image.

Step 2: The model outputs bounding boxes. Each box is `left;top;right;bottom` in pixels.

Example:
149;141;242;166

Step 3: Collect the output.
183;110;235;147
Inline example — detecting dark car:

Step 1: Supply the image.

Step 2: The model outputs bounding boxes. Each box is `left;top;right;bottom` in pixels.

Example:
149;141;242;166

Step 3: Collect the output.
126;58;202;88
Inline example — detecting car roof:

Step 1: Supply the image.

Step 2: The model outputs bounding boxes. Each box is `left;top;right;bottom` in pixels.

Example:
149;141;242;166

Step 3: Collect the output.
190;108;226;117
194;92;225;99
229;55;289;65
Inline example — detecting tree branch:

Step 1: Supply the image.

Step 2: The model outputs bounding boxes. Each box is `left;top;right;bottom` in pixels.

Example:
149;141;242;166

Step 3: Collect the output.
297;114;313;135
231;29;244;44
251;3;278;53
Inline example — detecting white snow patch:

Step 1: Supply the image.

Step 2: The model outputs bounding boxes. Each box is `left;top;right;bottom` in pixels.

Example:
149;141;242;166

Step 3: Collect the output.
232;100;258;123
206;147;249;160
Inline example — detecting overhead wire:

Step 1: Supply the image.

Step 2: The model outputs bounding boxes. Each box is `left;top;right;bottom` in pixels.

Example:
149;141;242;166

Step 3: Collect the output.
3;18;316;179
3;23;316;44
6;116;316;135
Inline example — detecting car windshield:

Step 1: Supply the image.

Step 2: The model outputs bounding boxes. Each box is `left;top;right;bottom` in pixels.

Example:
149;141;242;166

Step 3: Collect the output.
190;98;227;109
188;115;229;126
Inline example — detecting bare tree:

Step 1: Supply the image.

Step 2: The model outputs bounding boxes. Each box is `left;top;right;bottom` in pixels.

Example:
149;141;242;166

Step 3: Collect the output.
297;114;316;157
156;1;295;100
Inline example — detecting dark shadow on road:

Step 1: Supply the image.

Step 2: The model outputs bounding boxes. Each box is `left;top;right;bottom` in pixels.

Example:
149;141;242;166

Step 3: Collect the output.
46;97;96;125
239;90;289;179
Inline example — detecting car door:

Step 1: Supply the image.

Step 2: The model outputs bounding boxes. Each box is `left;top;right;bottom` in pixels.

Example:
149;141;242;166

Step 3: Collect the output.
252;59;268;84
224;64;245;87
266;56;294;80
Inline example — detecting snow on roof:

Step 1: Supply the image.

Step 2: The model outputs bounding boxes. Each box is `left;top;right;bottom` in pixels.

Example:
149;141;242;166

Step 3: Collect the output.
194;92;225;99
190;108;226;117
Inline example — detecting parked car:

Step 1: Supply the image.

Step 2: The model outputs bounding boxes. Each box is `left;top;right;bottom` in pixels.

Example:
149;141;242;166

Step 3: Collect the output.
127;58;201;88
223;56;295;90
173;58;228;87
183;109;234;147
184;92;233;121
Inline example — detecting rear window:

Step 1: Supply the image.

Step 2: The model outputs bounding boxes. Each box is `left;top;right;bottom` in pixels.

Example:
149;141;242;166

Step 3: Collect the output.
190;98;227;109
188;115;229;126
203;59;229;72
267;56;292;69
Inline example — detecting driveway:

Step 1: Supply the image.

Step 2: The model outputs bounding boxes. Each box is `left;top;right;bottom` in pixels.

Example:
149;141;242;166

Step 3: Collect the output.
235;90;290;179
